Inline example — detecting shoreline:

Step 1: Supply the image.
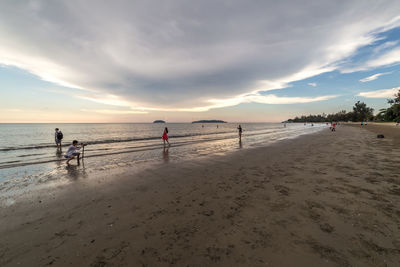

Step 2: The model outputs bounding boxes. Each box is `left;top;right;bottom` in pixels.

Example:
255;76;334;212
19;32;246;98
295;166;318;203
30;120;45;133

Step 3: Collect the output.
0;124;325;197
1;125;400;266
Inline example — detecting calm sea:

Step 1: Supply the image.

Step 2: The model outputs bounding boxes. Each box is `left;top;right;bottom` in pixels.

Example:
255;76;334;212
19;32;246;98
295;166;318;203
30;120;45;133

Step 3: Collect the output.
0;123;326;192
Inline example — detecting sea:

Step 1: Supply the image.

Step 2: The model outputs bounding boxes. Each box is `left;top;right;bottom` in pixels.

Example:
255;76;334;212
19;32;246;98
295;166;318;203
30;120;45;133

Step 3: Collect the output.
0;123;326;196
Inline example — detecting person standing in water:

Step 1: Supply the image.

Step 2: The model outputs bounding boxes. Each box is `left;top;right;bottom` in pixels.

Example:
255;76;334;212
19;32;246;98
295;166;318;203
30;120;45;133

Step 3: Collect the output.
237;125;243;140
55;128;63;149
162;127;170;146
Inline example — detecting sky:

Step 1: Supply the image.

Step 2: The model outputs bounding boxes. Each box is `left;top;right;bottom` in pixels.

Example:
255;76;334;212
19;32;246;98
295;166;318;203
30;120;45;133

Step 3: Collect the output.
1;0;400;123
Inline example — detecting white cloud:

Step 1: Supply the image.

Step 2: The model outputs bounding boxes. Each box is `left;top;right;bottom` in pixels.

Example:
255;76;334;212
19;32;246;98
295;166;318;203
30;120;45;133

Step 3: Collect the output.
357;86;400;98
80;109;148;115
366;47;400;68
342;46;400;73
359;72;392;82
0;1;400;111
373;41;399;53
1;108;23;112
243;94;338;105
308;83;317;87
75;94;132;107
206;93;339;108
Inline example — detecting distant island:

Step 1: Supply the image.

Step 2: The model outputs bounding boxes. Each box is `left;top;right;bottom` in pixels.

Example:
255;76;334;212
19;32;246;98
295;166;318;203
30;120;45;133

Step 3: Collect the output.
192;120;227;123
153;120;166;123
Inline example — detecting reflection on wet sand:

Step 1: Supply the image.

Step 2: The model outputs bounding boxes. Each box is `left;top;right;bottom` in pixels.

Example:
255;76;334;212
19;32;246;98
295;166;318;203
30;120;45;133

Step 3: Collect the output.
65;164;87;180
239;140;242;149
163;147;169;163
55;148;63;168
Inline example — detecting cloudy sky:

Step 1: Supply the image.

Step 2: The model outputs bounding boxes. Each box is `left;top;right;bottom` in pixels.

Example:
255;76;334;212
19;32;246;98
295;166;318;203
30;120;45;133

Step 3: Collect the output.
1;0;400;122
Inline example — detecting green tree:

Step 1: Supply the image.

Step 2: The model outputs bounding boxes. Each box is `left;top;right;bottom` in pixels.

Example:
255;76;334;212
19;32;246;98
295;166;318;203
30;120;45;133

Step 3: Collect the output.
351;101;374;121
385;89;400;122
375;89;400;122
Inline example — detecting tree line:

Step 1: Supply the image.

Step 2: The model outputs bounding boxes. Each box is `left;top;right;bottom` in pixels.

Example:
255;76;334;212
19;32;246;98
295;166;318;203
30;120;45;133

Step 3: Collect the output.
287;89;400;123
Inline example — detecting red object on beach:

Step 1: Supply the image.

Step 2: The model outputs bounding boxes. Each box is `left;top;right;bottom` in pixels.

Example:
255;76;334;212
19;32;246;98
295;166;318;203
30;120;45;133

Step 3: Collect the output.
162;131;168;140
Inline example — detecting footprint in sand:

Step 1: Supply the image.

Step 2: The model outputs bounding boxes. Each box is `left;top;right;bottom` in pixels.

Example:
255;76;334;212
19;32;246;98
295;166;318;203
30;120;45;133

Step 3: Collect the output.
319;223;334;233
274;185;290;196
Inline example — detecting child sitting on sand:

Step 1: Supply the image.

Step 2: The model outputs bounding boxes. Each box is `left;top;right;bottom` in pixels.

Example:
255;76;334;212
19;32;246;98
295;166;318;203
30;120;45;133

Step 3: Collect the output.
64;140;83;165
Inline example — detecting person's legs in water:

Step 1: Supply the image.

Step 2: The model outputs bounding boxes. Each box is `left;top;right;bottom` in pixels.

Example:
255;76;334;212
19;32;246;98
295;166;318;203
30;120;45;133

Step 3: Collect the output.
66;155;75;165
66;152;80;165
163;138;170;146
55;139;61;149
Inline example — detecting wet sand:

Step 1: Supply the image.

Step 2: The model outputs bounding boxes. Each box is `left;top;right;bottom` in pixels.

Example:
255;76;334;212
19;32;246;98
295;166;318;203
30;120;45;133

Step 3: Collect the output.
1;125;400;266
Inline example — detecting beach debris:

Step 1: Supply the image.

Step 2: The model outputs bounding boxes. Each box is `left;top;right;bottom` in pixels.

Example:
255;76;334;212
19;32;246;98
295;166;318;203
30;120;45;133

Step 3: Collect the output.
377;134;385;138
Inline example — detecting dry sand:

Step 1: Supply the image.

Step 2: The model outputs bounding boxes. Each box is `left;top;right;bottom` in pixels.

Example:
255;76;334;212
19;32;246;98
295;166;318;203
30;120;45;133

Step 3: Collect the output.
1;125;400;266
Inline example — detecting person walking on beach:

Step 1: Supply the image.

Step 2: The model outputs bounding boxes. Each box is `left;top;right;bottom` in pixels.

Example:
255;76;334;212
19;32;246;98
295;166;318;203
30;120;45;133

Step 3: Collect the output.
55;128;63;149
162;127;170;147
237;125;243;140
64;140;83;165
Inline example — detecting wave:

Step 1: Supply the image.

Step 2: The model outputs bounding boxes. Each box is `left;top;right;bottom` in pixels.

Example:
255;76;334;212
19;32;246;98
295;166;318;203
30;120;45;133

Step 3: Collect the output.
0;129;280;169
0;134;227;169
0;127;319;170
0;130;234;152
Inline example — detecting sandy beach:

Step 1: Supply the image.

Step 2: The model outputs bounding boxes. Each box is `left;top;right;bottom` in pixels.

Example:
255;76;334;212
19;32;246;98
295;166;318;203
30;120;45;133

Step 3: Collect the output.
1;124;400;266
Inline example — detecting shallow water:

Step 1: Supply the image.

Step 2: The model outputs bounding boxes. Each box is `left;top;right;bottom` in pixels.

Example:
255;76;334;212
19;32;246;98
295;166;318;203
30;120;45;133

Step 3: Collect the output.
0;123;327;193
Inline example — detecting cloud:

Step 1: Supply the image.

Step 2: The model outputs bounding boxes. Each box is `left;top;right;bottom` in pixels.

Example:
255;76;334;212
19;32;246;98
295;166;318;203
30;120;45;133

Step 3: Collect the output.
308;83;317;87
205;93;339;108
357;86;400;98
342;46;400;73
80;109;148;115
238;94;338;105
76;94;133;107
373;41;399;53
359;72;392;82
1;108;23;112
365;47;400;68
0;1;400;111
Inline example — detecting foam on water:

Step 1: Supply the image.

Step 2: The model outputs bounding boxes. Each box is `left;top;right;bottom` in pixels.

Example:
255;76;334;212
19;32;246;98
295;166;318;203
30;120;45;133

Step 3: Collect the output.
0;123;327;189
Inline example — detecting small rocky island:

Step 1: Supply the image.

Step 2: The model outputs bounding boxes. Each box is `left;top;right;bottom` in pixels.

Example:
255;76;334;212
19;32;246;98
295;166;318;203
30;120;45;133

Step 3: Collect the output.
153;120;166;123
192;120;227;123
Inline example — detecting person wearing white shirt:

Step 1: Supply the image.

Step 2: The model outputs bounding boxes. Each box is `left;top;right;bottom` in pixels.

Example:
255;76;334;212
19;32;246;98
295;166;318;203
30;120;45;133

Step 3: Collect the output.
64;140;82;165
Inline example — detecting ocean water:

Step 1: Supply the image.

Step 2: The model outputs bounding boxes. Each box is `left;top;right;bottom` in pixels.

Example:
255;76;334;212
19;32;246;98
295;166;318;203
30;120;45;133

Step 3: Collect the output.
0;123;326;192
